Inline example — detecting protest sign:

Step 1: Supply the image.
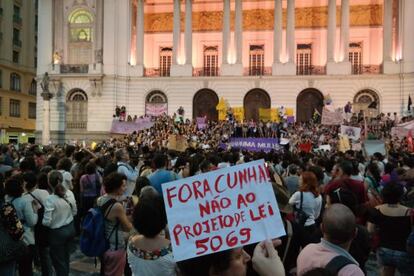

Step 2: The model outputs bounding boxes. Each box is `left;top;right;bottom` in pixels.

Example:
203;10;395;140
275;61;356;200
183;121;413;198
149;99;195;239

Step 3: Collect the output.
168;135;177;150
196;117;207;130
391;120;414;138
110;118;154;134
145;103;167;117
321;109;343;125
340;125;361;141
364;140;386;156
259;108;271;121
162;159;285;261
176;135;188;152
220;138;280;152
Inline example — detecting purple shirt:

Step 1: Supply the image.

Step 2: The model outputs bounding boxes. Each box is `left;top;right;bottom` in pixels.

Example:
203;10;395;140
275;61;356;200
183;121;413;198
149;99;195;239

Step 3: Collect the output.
80;174;101;197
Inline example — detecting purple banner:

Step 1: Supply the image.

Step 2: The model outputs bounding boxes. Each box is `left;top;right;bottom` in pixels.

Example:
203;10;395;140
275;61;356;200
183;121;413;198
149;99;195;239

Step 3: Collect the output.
110;118;154;134
196;117;207;130
220;138;280;152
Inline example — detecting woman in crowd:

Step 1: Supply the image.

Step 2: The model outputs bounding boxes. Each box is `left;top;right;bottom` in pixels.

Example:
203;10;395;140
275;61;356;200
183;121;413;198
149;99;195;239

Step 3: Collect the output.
5;175;39;276
97;172;133;276
367;181;414;276
79;161;102;218
42;170;77;276
56;158;73;190
23;172;51;276
127;187;175;276
289;171;322;246
0;173;25;276
365;163;382;207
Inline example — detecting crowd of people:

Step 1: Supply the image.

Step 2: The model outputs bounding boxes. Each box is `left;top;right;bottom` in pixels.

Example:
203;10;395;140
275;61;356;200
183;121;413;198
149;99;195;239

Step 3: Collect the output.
0;111;413;276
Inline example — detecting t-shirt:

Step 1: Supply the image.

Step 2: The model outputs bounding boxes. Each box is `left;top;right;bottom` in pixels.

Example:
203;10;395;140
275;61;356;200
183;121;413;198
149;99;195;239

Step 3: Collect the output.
325;178;368;205
148;169;179;195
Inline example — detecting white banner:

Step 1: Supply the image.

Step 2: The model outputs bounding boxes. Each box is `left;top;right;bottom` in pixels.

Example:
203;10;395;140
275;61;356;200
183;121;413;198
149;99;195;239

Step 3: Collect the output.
340;125;361;141
145;103;167;117
162;159;285;261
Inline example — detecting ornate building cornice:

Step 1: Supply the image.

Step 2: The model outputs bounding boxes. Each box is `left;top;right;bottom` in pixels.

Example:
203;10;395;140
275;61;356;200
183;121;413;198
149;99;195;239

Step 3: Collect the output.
144;4;383;33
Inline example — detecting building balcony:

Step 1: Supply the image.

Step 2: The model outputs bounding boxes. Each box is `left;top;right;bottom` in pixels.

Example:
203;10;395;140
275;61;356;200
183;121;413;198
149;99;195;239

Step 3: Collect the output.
66;121;87;129
361;65;381;74
60;64;89;74
243;67;272;76
13;39;22;48
144;68;172;77
192;67;219;77
13;15;22;26
296;65;327;76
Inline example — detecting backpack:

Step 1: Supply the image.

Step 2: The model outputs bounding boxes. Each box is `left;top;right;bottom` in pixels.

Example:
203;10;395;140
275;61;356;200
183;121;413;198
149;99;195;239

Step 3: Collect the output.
80;198;117;257
28;192;49;246
325;255;355;274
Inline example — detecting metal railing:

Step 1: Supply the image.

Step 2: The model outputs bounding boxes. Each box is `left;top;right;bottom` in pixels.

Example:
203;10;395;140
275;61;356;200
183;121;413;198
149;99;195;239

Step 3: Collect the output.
192;67;219;77
66;121;87;129
243;66;272;76
60;64;89;74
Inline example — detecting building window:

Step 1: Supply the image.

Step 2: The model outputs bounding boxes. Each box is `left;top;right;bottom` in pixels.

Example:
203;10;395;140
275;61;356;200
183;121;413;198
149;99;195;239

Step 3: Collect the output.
28;102;36;119
159;47;172;77
145;90;168;117
0;97;2;116
349;42;362;74
249;45;264;76
13;51;19;63
9;99;20;117
29;79;37;96
68;9;94;64
296;44;312;75
203;46;218;76
66;90;88;129
13;28;20;43
10;73;21;91
0;70;2;88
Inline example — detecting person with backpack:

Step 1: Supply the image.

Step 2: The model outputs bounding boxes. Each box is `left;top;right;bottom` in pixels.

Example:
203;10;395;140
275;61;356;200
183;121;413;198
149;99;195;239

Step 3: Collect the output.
296;204;364;276
23;172;51;276
96;172;133;276
42;171;77;276
79;161;102;219
5;175;40;276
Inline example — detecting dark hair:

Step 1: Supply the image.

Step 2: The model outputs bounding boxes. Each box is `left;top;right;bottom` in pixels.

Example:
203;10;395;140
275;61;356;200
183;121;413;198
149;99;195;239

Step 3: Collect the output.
37;172;50;191
153;153;167;169
132;195;166;238
56;158;72;172
328;187;358;215
103;172;126;194
47;156;59;169
22;172;38;190
199;160;211;173
177;249;234;276
20;157;37;172
0;174;5;199
65;145;76;158
85;161;97;175
4;176;24;198
381;181;404;204
48;170;65;198
366;163;381;184
338;160;353;176
73;151;85;163
134;176;150;197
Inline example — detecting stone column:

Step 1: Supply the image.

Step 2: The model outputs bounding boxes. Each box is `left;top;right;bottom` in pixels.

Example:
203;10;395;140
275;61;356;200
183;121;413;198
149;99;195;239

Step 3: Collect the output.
134;0;144;76
37;0;53;74
273;0;282;64
222;0;230;65
339;0;350;62
402;0;414;73
235;0;243;64
185;0;192;66
286;0;296;63
383;0;393;63
172;0;181;65
41;91;53;146
327;0;336;63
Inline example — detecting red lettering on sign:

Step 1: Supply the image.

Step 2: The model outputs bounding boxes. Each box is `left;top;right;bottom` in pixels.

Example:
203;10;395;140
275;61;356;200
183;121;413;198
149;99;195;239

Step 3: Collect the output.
214;174;225;193
166;186;177;208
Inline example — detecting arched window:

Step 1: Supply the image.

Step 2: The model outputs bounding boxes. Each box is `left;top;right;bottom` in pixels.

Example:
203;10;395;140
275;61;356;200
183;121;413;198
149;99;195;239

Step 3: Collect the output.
68;9;94;64
29;79;37;96
159;47;172;77
10;73;21;91
353;89;380;117
145;90;168;117
66;89;88;129
203;46;218;76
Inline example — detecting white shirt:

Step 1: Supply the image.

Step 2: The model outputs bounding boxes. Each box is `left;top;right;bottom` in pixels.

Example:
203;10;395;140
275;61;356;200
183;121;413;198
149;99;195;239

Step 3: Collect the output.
42;190;77;229
59;170;73;190
117;162;138;196
289;191;322;226
28;188;49;205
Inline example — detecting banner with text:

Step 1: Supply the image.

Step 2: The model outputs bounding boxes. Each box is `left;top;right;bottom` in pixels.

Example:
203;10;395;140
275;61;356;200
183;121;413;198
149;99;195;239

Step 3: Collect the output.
110;118;154;134
321;109;343;125
221;138;280;152
145;103;167;117
162;159;285;261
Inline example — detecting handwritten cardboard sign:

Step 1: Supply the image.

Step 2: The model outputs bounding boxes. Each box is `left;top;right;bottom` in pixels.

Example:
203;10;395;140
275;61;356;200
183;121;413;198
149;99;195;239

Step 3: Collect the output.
321;109;343;125
340;125;361;141
162;159;285;261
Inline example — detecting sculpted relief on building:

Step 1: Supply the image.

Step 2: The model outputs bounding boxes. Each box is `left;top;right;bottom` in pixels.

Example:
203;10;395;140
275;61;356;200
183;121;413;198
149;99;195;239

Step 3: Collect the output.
144;4;383;33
